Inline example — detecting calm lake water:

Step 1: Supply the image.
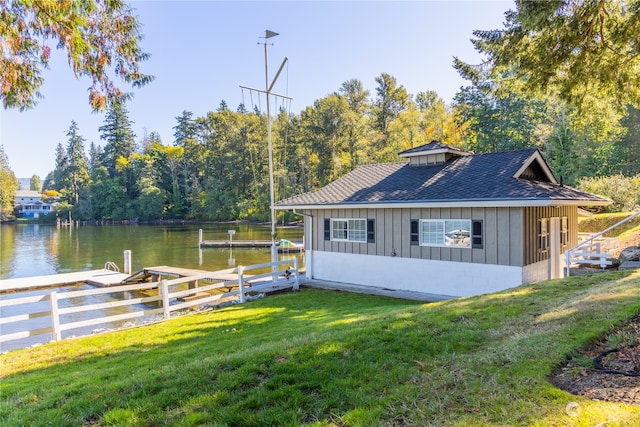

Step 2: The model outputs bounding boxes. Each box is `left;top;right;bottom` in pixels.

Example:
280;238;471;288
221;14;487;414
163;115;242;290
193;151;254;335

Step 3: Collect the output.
0;223;304;352
1;222;304;279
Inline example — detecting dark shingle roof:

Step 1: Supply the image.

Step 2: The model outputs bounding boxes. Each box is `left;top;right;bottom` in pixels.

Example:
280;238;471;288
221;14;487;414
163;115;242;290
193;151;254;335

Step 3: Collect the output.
276;149;611;207
398;140;470;156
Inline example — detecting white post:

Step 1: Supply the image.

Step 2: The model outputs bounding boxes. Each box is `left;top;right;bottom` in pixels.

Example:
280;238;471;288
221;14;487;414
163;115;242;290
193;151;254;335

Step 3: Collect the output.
50;291;61;342
161;279;170;320
238;266;246;304
123;250;132;275
293;257;299;291
199;229;203;246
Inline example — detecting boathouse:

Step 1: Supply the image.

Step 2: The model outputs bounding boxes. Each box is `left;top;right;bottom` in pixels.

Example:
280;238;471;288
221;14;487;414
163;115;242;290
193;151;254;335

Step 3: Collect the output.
275;141;611;298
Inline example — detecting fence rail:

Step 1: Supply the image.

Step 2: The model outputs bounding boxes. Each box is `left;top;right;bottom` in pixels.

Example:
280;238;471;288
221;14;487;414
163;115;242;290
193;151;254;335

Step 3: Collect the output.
0;259;299;348
565;210;640;276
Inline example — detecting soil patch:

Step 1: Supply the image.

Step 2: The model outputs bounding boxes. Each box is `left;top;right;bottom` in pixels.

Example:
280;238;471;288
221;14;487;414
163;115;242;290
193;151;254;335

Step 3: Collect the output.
550;315;640;406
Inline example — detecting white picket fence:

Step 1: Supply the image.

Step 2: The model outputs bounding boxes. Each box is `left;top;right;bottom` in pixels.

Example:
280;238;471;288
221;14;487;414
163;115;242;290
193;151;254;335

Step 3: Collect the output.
0;259;299;347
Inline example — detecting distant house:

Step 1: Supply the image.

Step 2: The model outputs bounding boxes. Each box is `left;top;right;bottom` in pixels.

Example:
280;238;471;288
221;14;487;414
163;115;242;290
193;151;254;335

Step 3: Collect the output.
275;142;611;299
14;190;54;218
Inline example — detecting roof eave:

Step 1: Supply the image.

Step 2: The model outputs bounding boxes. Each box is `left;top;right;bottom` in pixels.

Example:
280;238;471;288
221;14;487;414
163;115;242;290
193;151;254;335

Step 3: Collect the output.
276;198;612;210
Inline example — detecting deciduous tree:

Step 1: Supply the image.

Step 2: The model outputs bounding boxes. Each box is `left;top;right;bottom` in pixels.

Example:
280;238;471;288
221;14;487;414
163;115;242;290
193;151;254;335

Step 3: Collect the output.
0;145;18;220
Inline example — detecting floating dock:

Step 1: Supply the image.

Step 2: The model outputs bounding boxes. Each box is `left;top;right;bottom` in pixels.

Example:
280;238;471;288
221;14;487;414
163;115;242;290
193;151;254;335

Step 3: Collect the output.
200;240;304;252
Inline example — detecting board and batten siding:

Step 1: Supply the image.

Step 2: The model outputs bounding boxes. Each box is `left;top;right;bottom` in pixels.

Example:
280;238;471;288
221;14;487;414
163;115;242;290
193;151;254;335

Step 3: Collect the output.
310;207;526;267
522;205;578;266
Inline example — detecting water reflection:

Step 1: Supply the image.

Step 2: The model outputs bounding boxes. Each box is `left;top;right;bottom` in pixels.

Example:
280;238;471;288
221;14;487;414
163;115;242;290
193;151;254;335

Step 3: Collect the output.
0;223;304;352
1;223;304;279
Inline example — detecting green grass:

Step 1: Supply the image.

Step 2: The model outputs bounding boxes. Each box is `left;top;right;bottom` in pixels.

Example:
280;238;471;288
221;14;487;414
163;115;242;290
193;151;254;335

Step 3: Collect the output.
579;211;640;237
2;271;640;426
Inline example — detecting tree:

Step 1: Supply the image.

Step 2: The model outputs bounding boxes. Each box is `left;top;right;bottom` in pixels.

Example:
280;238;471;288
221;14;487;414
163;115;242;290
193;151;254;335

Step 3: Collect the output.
51;142;68;191
1;0;153;111
65;121;90;204
617;106;640;176
372;73;409;135
339;79;369;115
30;174;40;192
453;85;547;153
454;0;640;111
99;98;136;175
0;145;18;220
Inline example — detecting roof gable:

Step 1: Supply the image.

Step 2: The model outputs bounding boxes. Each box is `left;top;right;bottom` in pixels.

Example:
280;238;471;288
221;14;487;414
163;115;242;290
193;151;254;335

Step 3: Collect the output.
512;150;557;183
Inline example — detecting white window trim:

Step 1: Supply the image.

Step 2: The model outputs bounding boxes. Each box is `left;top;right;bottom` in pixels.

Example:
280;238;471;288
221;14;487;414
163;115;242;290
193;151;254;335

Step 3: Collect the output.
330;218;367;243
538;218;549;254
419;219;472;248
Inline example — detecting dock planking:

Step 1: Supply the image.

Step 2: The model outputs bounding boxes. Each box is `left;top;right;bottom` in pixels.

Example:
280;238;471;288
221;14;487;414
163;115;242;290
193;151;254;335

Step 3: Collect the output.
121;266;241;285
0;270;130;293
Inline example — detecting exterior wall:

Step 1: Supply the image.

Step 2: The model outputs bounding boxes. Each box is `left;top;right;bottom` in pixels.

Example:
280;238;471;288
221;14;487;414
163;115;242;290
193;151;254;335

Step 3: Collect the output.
522;259;552;284
522;205;578;266
301;205;580;296
18;203;54;218
309;207;525;267
312;251;524;297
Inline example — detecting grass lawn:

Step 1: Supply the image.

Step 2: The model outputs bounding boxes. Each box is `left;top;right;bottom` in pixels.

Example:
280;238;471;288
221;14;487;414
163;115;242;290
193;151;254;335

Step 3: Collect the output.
1;271;640;426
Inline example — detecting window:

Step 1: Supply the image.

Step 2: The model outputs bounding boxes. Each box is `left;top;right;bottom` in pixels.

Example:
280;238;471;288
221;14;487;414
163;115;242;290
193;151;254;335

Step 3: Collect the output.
366;219;375;243
410;219;419;245
418;219;472;248
471;220;483;249
326;218;369;243
560;217;568;247
538;218;549;254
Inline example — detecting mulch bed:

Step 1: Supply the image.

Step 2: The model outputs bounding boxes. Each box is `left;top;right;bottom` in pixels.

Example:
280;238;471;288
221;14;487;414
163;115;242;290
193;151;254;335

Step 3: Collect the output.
550;315;640;407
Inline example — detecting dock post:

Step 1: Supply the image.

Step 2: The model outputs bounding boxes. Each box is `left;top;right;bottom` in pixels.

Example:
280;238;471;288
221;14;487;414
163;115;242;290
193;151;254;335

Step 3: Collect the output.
238;266;246;303
160;279;170;320
49;291;62;342
123;250;132;275
198;229;203;246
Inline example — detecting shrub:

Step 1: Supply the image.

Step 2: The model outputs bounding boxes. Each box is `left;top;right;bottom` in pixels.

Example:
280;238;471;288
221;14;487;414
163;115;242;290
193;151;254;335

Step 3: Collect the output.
577;174;640;212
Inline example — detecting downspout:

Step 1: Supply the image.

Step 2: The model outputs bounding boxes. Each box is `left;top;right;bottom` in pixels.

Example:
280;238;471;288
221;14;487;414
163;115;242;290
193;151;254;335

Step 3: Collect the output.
293;209;313;279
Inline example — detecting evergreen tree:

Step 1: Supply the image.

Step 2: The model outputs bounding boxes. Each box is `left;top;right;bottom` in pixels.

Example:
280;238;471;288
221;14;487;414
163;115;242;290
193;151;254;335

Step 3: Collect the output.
98;98;137;218
1;0;153;111
100;99;136;176
65;121;90;205
454;0;640;111
52;143;68;192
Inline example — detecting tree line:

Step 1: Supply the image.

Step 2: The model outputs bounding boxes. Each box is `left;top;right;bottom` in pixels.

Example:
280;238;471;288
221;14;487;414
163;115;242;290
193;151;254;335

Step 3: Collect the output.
1;69;638;223
2;1;639;221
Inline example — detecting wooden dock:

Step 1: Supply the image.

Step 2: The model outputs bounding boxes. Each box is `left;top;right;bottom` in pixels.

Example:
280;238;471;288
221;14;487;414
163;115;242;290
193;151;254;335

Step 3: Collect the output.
200;240;304;252
121;265;241;285
0;265;255;293
0;270;131;293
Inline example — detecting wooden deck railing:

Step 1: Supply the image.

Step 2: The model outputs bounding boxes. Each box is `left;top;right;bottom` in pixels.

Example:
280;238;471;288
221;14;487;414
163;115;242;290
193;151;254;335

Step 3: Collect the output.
0;259;299;348
565;210;640;276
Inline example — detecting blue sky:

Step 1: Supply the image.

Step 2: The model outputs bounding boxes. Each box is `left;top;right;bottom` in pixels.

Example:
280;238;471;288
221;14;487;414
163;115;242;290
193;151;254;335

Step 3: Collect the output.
1;0;513;180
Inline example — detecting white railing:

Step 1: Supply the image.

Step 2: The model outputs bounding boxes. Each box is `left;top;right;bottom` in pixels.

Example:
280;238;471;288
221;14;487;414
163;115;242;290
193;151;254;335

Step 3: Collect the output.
104;261;120;272
565;210;640;277
0;259;299;348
